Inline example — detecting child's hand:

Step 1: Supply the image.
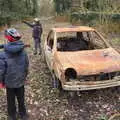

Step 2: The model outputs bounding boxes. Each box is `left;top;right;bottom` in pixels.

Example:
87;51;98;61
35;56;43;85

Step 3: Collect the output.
0;83;5;88
24;44;31;48
25;80;29;85
22;20;26;23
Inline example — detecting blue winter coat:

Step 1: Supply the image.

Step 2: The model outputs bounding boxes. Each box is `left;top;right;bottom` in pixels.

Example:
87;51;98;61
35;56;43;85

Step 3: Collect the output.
0;40;29;88
23;21;43;39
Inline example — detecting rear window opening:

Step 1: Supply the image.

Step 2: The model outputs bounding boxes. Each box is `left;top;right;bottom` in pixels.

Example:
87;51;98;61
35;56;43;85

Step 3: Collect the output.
57;31;108;51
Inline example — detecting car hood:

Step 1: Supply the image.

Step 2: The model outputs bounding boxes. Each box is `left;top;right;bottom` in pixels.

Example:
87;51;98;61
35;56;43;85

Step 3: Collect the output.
55;48;120;75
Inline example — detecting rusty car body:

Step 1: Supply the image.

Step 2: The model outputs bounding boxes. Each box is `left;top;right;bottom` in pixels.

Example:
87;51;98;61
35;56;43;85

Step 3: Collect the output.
44;26;120;91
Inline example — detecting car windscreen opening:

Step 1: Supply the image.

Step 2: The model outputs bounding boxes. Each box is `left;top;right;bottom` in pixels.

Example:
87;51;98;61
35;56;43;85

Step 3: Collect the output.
56;31;108;51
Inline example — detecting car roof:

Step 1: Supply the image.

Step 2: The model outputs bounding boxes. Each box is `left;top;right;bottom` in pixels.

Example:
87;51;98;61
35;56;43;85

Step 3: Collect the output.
52;26;95;33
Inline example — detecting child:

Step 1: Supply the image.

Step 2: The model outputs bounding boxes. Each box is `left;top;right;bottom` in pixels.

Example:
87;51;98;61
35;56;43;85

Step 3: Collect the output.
23;18;43;55
0;28;29;120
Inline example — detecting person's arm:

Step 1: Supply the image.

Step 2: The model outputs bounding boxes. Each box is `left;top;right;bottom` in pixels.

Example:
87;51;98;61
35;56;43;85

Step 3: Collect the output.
24;53;29;85
4;44;30;53
0;57;6;88
22;20;34;28
25;53;29;78
0;44;4;49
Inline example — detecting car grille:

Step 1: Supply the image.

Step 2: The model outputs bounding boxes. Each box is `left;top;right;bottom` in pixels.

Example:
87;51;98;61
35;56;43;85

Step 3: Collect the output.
78;71;120;82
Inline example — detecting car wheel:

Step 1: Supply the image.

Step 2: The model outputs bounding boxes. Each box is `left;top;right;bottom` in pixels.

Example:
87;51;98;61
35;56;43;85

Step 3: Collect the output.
116;86;120;93
52;73;62;90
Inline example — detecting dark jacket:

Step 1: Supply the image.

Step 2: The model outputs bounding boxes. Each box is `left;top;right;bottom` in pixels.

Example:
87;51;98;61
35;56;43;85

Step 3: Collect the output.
0;41;29;88
23;21;43;39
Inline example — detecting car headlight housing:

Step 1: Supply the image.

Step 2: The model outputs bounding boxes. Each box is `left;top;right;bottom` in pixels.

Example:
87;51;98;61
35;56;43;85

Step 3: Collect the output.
65;68;77;81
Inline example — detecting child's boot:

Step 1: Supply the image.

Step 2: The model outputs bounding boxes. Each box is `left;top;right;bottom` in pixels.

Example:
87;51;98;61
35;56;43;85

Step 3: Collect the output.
20;113;29;120
8;115;17;120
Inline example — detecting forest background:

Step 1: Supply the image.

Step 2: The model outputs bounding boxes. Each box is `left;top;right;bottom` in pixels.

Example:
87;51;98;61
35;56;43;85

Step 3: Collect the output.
0;0;119;31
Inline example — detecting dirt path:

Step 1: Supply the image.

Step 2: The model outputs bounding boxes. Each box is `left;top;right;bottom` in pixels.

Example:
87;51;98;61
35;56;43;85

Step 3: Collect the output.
0;21;120;120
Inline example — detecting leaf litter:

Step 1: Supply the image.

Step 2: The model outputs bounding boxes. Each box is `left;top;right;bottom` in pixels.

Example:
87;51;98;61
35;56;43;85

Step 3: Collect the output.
0;21;119;120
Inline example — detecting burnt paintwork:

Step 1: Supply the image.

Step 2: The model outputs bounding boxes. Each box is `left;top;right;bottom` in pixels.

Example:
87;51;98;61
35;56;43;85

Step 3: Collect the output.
44;26;120;91
55;48;120;75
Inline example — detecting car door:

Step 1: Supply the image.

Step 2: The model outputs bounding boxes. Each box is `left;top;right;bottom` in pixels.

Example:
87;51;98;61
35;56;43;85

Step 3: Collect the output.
45;30;55;71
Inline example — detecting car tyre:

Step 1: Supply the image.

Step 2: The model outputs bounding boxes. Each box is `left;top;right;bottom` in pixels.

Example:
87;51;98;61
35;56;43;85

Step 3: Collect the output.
116;86;120;93
52;73;62;89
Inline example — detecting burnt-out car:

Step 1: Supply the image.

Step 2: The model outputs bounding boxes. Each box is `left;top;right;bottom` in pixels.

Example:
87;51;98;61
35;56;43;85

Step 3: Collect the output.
44;26;120;91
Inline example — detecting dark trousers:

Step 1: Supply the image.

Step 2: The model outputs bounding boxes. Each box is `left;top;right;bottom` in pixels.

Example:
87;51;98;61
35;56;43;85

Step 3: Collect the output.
34;38;41;53
6;86;26;118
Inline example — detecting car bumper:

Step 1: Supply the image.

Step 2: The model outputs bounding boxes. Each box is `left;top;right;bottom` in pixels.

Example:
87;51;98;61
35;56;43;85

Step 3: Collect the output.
62;76;120;91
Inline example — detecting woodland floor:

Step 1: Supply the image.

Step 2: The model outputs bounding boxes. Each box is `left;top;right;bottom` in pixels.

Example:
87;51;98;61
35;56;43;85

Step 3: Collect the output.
0;20;120;120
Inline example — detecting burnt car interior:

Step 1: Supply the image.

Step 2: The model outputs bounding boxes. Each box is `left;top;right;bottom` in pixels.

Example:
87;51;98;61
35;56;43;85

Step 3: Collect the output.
57;31;108;51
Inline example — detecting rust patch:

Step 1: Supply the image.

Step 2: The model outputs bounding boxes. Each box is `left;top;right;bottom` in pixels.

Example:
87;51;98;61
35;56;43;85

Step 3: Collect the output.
52;26;95;33
55;48;120;75
45;25;120;90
